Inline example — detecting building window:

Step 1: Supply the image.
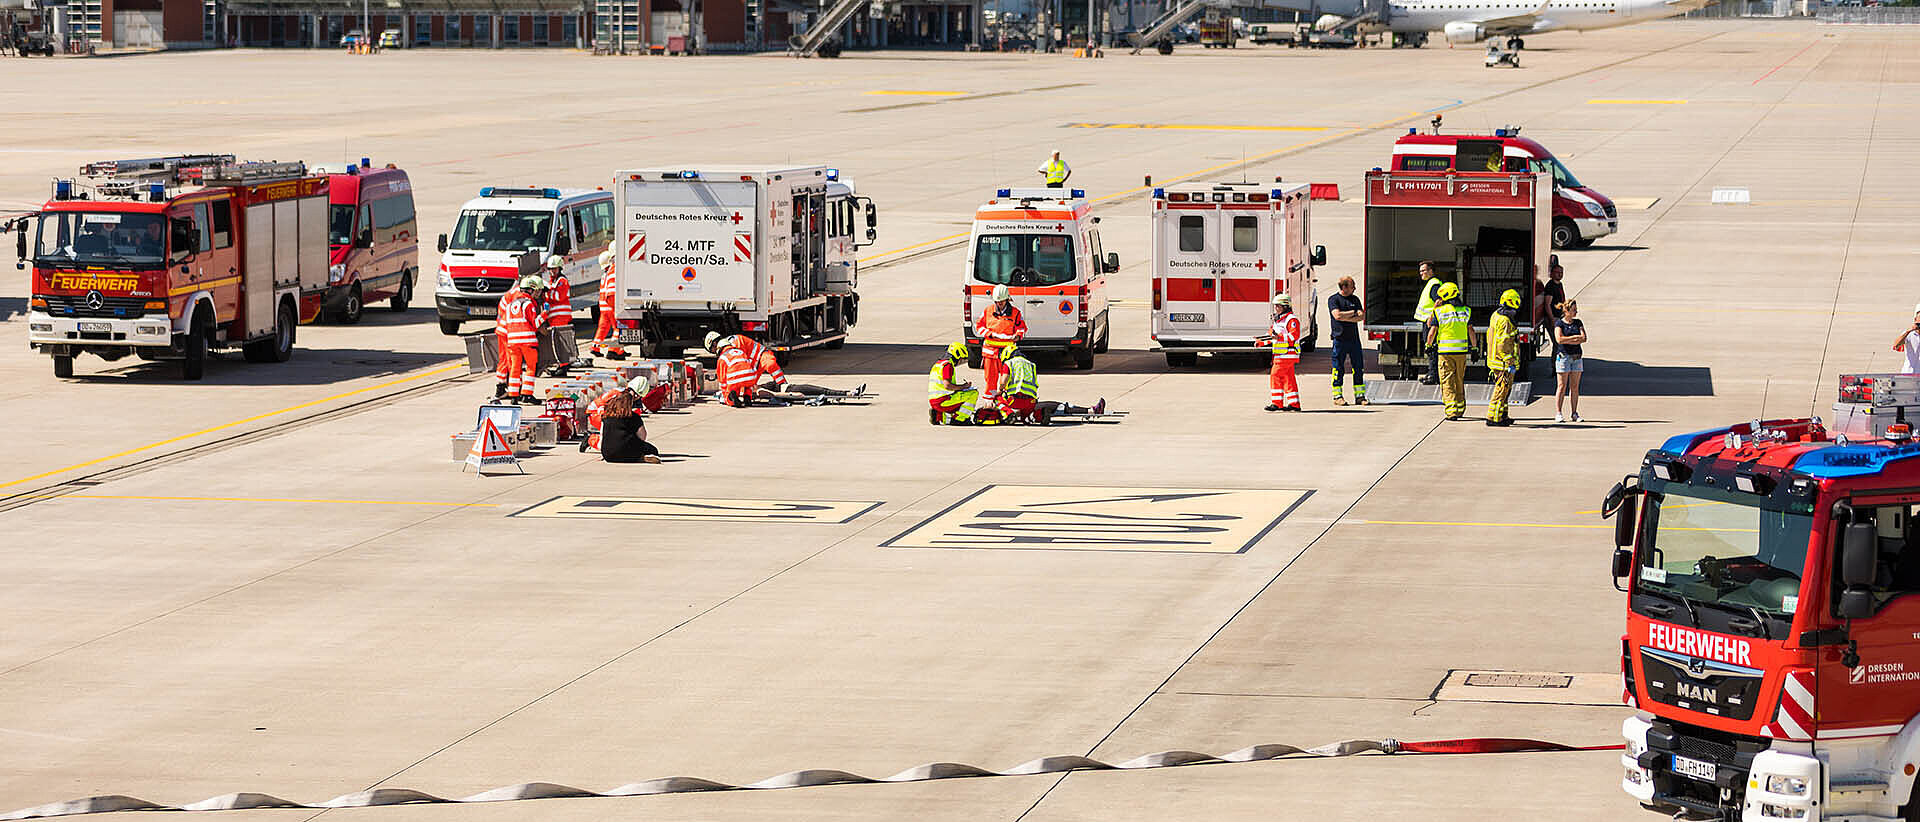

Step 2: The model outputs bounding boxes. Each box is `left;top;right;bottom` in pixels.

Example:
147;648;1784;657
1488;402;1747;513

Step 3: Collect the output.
532;16;548;43
562;14;577;44
415;14;430;43
473;14;490;42
446;15;460;42
502;15;518;41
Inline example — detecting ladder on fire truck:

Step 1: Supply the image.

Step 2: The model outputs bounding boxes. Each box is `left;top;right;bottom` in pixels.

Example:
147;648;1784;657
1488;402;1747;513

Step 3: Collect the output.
1127;0;1214;53
78;155;310;198
790;0;865;56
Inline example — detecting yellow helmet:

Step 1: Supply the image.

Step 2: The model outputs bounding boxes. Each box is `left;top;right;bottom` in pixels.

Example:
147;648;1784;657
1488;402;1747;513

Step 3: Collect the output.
1436;282;1460;302
947;342;970;361
1499;288;1522;310
519;275;546;291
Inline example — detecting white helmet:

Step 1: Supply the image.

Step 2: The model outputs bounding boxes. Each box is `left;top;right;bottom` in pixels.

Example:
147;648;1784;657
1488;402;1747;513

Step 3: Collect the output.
598;250;614;268
704;331;724;351
992;284;1011;302
545;254;565;270
1271;293;1291;307
627;375;650;394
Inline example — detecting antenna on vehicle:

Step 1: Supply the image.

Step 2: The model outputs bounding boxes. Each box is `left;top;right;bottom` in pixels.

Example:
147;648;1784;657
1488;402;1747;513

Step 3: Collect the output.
1241;145;1248;184
1760;377;1771;422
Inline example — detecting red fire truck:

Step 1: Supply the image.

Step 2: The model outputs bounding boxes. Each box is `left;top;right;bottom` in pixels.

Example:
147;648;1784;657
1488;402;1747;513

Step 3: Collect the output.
1608;414;1920;821
16;155;329;379
1359;167;1546;379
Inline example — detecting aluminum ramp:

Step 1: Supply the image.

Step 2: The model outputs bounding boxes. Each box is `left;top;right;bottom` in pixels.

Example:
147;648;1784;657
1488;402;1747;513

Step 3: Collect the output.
1128;0;1212;53
791;0;866;56
1362;379;1535;407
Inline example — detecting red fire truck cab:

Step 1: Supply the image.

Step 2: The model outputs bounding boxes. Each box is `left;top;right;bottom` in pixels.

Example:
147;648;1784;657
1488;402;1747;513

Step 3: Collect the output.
18;155;329;379
1393;126;1617;249
1609;417;1920;821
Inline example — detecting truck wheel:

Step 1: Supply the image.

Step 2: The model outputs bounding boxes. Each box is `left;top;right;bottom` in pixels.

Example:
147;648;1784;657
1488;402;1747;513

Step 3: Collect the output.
1165;351;1197;367
181;319;208;381
1551;218;1578;250
1074;347;1094;370
52;354;74;378
388;271;412;312
967;347;982;370
339;285;364;324
245;301;297;362
439;319;462;336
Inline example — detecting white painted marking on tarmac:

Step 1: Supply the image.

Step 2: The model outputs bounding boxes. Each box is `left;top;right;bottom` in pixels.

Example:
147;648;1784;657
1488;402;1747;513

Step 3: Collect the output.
509;496;883;524
1433;670;1620;706
883;485;1310;553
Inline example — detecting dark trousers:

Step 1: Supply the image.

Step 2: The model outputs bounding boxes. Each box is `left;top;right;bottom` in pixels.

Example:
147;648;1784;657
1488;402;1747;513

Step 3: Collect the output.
1423;341;1440;383
1330;337;1367;398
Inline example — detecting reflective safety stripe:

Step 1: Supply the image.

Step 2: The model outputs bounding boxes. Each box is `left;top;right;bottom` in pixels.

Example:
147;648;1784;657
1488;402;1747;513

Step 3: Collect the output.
1043;159;1069;185
929;359;960;399
545;275;572;326
1003;356;1039;399
1435;304;1471;354
1270;315;1301;360
499;294;542;346
1414;278;1444;323
977;308;1026;342
719;349;758;391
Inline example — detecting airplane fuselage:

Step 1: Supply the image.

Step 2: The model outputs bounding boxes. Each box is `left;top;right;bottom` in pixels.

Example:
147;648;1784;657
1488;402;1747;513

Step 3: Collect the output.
1382;0;1708;38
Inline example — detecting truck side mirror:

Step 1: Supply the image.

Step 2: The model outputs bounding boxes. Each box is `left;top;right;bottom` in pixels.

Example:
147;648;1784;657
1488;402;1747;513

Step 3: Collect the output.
15;224;25;265
1311;245;1327;267
1613;495;1638;549
1611;548;1633;583
864;203;877;228
1105;252;1120;274
437;233;448;253
864;228;877;242
1842;521;1877;588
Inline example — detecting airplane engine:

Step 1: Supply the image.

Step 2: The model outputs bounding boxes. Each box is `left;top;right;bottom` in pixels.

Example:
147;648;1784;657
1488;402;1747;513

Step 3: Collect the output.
1314;13;1346;31
1443;20;1485;43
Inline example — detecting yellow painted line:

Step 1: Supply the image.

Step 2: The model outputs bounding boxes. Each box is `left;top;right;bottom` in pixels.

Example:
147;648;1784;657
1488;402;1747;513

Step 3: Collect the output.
866;90;967;96
860;107;1432;265
0;363;466;491
1587;99;1688;105
44;494;500;507
1066;123;1330;132
168;275;241;296
1354;519;1754;533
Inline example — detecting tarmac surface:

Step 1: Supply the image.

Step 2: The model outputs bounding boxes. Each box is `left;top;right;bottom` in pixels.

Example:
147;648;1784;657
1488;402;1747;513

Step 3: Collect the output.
2;19;1917;820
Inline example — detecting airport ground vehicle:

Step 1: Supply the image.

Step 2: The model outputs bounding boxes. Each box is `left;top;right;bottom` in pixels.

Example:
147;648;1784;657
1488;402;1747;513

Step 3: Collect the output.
18;155;327;379
612;166;874;361
1198;14;1236;47
1609;412;1920;821
378;29;402;48
434;186;611;335
1392;125;1616;249
1149;180;1325;367
319;159;417;323
1360;166;1544;378
1248;22;1295;44
963;187;1115;370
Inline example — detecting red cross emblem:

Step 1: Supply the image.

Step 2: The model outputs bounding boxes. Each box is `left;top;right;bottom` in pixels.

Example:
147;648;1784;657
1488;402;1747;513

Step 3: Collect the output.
1054;223;1064;231
1255;259;1267;271
730;211;743;225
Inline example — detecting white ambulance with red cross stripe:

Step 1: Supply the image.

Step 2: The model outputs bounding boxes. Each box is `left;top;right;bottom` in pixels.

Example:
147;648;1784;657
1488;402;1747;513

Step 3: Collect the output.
962;188;1116;371
1149;181;1326;368
612;166;873;361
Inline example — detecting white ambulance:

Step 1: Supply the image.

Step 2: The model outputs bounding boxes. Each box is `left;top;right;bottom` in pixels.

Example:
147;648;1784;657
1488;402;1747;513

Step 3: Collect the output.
612;166;874;360
962;187;1117;370
1149;180;1326;367
432;186;613;336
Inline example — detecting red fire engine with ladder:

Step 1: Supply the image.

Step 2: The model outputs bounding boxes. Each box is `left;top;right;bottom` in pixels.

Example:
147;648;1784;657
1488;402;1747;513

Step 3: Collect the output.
15;154;329;379
1608;384;1920;821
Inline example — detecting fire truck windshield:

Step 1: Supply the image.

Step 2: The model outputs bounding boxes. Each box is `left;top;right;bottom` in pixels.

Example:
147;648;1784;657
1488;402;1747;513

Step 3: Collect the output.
33;211;166;267
449;209;552;252
1532;158;1584;189
973;234;1076;287
1639;487;1813;620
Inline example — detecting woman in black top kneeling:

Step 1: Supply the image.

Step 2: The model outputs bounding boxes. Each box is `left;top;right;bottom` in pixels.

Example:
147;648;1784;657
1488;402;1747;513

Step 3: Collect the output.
599;390;661;464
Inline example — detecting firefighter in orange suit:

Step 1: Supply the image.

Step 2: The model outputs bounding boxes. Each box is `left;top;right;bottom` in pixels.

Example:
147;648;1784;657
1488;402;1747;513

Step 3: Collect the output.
590;251;625;359
494;275;549;405
1262;292;1302;412
539;254;574;376
716;344;760;407
707;331;787;390
974;283;1026;394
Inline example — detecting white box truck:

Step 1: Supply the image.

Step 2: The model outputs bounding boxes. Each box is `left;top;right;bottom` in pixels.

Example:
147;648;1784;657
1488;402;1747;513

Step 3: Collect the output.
611;166;875;361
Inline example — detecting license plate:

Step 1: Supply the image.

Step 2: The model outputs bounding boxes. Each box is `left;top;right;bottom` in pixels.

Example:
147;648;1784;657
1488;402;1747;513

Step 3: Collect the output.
469;306;496;317
617;329;644;343
1671;755;1715;781
1168;313;1206;323
78;322;111;333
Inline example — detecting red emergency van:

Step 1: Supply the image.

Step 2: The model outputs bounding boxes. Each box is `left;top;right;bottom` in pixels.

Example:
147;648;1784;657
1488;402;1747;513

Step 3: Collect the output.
321;159;419;323
1392;126;1616;250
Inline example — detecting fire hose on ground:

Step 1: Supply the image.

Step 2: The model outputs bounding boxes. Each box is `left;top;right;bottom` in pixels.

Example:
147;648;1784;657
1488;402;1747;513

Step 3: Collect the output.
0;737;1624;819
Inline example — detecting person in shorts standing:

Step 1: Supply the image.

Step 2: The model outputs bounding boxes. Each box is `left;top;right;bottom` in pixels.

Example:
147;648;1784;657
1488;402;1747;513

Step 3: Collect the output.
1553;299;1587;423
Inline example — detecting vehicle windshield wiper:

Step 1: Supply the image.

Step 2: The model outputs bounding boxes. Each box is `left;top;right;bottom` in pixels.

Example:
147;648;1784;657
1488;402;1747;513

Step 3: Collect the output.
1744;605;1774;640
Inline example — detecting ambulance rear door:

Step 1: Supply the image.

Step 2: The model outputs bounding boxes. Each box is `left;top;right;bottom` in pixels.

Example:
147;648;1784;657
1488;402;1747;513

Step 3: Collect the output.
1215;203;1276;338
1158;204;1220;336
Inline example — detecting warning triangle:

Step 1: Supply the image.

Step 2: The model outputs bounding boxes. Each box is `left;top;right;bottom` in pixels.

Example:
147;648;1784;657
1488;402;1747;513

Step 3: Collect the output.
464;417;524;475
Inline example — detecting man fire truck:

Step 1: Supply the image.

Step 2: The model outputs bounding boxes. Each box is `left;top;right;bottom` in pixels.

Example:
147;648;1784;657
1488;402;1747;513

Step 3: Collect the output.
1607;407;1920;821
17;155;328;379
612;166;874;361
1360;164;1545;381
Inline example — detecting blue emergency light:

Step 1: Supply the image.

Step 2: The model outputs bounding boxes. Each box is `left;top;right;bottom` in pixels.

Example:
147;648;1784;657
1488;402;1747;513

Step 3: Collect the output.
542;187;561;198
479;186;495;196
996;189;1012;197
678;170;699;179
826;168;839;181
1071;189;1085;198
1152;188;1164;198
148;183;166;202
53;180;73;200
361;157;372;168
1494;128;1513;137
1271;189;1282;199
1408;127;1417;135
